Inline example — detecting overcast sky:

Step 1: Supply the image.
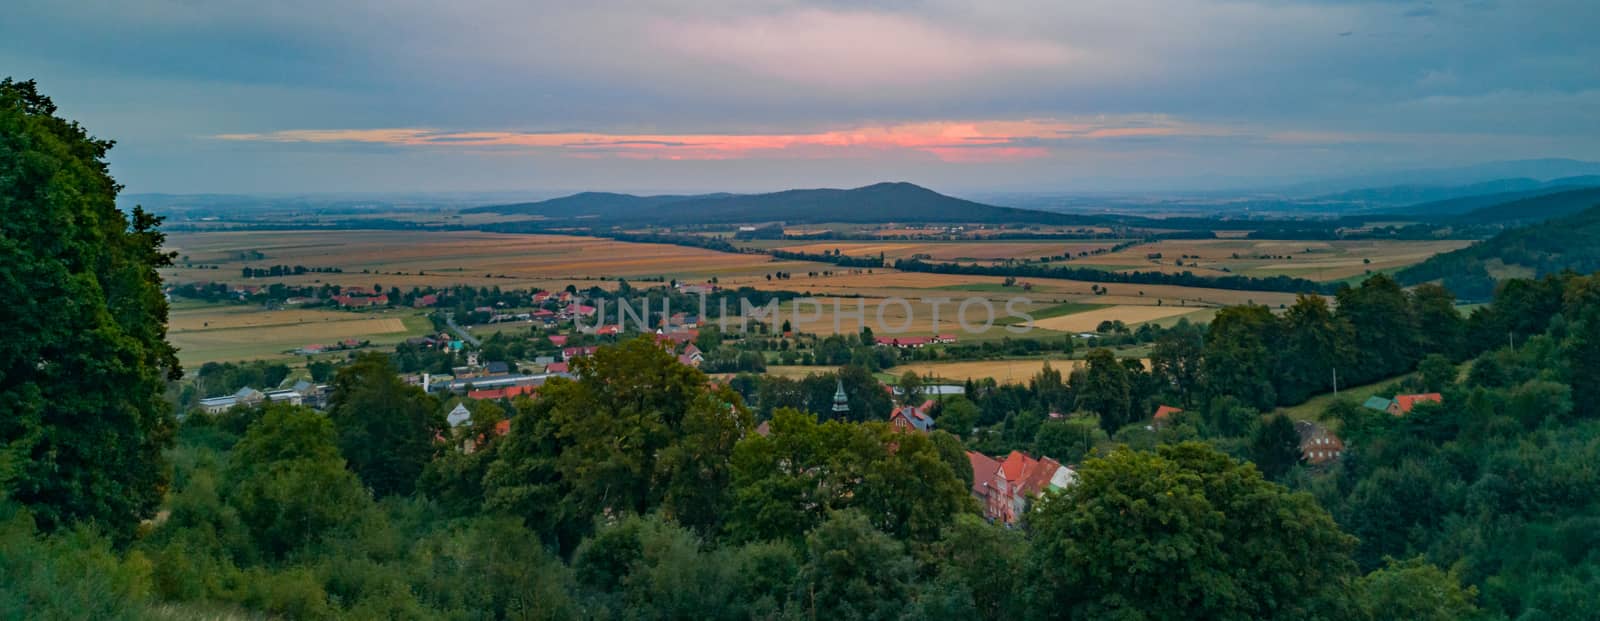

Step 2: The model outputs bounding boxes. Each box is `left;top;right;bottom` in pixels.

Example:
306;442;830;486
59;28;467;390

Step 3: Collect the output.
4;0;1597;194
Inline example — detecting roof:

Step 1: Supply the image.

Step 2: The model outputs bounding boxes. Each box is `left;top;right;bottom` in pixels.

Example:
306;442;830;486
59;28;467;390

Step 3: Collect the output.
754;420;772;437
1363;396;1396;411
468;384;538;401
447;403;472;427
1153;405;1183;421
890;400;936;432
967;451;1001;497
998;451;1066;497
547;334;568;346
1392;393;1443;414
485;361;510;374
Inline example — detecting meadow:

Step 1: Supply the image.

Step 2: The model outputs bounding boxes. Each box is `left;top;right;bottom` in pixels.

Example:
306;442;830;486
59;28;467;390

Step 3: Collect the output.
1066;238;1474;282
167;301;431;367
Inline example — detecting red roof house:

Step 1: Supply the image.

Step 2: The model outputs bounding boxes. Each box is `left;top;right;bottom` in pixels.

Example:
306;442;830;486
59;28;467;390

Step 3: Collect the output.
1388;393;1443;416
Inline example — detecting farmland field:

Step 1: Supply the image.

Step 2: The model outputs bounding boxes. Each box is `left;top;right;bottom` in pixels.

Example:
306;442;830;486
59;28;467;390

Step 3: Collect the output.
157;228;1462;366
163;230;826;290
1066;239;1474;282
1031;305;1199;332
760;239;1129;262
168;302;430;367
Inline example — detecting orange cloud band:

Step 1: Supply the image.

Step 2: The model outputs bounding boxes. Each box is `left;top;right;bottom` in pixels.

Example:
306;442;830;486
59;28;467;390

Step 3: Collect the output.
213;118;1200;162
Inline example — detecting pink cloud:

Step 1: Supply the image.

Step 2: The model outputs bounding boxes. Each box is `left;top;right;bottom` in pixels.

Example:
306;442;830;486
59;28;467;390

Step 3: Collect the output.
212;117;1209;161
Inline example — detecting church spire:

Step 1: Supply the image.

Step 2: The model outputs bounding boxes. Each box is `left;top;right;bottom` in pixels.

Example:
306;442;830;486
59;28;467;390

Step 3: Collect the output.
831;379;850;414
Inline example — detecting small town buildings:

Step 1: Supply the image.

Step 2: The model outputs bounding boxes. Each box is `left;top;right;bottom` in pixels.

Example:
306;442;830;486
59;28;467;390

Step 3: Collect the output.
1388;393;1443;416
874;334;957;348
446;403;472;427
198;386;266;414
1363;396;1396;412
968;450;1075;525
1296;420;1344;464
890;400;936;433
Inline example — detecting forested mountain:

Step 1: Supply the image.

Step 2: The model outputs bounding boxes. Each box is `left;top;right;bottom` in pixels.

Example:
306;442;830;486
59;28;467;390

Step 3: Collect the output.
1393;178;1600;218
1452;186;1600;225
1398;205;1600;299
470;182;1110;225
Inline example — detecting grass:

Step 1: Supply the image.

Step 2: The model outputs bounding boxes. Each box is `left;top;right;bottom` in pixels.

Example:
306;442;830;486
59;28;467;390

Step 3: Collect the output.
1276;373;1410;423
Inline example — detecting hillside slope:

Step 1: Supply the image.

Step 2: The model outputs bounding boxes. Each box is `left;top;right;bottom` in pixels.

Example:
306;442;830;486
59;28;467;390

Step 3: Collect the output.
1396;177;1600;218
467;182;1106;225
1397;204;1600;299
1452;186;1600;226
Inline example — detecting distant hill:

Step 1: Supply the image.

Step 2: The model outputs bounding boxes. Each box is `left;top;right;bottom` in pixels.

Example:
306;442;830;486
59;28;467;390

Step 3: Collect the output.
1395;178;1600;218
1286;158;1600;198
468;182;1107;225
1397;203;1600;299
1453;186;1600;226
1316;175;1600;209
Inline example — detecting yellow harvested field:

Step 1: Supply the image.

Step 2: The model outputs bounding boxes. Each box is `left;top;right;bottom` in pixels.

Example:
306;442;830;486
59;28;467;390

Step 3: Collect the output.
1031;305;1200;332
163;230;824;289
168;303;424;366
771;296;1055;336
773;240;1124;262
1068;238;1472;281
896;358;1149;384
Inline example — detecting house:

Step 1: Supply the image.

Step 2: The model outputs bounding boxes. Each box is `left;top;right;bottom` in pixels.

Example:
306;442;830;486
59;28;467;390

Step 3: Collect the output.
890;400;936;433
562;346;599;361
263;389;303;406
468;384;538;401
446;403;472;427
413;294;438;308
596;324;623;336
332;294;388;308
655;330;699;346
198;387;266;414
485;361;511;375
968;450;1074;525
462;419;512;454
682;344;704;364
532;291;552;303
1362;396;1396;412
1388;393;1442;416
545;362;570;374
1152;405;1183;425
1296;420;1344;465
547;334;568;347
754;420;772;437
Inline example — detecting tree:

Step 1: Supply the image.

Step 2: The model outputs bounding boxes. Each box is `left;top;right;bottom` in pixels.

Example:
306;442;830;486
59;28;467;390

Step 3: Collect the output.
1073;348;1134;434
936;396;981;439
224;405;371;559
898;370;924;406
1250;414;1303;481
1025;443;1359;621
1338;274;1421;383
1278;295;1354;404
923;514;1027;621
1150;320;1204;408
1203;305;1280;411
1412;284;1467;360
1417;353;1457;392
1356;557;1485;621
797;510;915;621
326;353;443;497
0;78;181;538
1034;416;1106;464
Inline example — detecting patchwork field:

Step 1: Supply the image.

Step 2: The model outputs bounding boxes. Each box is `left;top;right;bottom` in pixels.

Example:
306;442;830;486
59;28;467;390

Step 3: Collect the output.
168;302;429;367
1031;305;1199;332
1067;239;1474;282
163;230;825;290
761;240;1129;263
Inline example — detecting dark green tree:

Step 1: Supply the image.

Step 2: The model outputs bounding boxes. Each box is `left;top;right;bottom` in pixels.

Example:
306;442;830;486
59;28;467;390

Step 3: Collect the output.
1202;304;1280;411
797;510;915;621
1249;413;1303;481
1073;348;1134;433
327;353;443;497
0;78;181;538
224;405;371;559
1025;443;1358;620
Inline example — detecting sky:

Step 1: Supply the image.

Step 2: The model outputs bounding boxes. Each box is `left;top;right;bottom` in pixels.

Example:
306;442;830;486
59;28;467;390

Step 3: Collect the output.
3;0;1597;194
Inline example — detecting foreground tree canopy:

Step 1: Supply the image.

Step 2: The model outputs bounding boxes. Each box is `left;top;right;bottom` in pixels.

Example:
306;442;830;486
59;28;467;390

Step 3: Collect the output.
0;78;179;539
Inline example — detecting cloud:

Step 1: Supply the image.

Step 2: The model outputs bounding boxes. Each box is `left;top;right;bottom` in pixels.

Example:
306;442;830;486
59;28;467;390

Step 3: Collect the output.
212;117;1216;162
647;9;1076;90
